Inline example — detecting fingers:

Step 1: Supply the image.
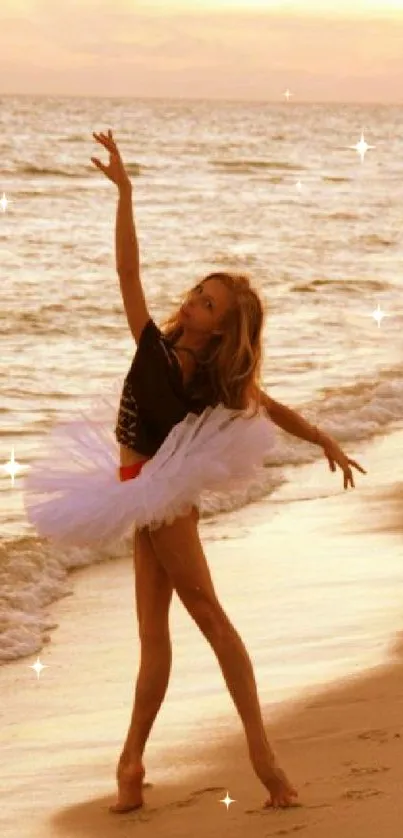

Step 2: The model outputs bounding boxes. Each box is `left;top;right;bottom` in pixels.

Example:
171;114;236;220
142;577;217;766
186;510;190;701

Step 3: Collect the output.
93;130;113;140
93;130;116;151
352;461;367;474
326;450;366;489
93;132;109;153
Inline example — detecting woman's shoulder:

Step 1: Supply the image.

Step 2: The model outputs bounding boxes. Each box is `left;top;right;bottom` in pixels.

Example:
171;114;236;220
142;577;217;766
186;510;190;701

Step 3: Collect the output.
137;318;176;355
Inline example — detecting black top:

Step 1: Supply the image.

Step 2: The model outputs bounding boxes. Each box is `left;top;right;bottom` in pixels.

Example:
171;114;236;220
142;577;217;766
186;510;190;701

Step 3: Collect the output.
115;317;214;456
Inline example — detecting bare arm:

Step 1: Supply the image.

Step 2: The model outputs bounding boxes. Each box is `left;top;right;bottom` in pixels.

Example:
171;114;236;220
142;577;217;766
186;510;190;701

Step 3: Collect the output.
259;389;325;447
115;181;138;275
91;130;150;343
115;182;150;344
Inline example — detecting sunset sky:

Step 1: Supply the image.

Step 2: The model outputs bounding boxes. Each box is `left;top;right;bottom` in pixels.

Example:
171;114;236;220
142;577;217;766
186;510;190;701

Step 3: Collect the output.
1;0;402;102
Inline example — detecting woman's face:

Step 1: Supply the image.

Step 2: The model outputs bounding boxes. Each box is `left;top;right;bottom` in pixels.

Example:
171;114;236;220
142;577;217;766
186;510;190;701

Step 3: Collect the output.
180;278;232;335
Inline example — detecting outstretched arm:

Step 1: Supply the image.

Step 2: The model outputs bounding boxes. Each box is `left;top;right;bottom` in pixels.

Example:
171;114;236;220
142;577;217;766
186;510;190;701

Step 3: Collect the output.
259;388;367;489
259;389;325;447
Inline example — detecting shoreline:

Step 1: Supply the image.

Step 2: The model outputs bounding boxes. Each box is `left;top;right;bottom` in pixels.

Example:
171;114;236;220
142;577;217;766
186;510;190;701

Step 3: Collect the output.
1;426;402;837
3;612;402;838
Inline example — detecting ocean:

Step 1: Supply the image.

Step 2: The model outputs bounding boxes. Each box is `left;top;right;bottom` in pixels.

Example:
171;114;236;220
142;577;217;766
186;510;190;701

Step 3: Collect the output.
1;95;402;679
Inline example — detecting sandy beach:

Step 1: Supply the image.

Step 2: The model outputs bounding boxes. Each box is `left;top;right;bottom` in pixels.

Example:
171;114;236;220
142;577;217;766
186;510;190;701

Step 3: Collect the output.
1;426;403;838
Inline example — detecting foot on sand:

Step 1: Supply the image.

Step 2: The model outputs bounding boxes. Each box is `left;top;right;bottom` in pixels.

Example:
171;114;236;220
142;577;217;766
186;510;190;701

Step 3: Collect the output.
262;760;299;809
109;761;145;814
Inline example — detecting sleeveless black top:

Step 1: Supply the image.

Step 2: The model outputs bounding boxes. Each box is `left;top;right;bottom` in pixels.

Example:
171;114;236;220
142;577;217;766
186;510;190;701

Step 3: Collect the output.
115;317;215;456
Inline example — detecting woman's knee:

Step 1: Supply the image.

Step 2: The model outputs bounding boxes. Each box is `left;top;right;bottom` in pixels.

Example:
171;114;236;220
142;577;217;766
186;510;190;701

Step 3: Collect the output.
177;585;229;638
148;510;214;590
138;621;172;645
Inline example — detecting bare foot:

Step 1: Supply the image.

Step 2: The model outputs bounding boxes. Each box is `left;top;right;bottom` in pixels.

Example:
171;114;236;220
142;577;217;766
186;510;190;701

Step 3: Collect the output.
109;760;145;814
262;760;299;809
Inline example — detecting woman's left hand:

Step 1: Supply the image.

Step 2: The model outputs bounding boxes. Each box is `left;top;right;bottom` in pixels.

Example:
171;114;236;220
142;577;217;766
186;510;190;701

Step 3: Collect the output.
91;129;131;189
320;433;367;490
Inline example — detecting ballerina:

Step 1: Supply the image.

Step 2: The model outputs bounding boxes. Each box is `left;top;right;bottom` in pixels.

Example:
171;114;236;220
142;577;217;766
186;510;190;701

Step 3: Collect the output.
23;129;367;814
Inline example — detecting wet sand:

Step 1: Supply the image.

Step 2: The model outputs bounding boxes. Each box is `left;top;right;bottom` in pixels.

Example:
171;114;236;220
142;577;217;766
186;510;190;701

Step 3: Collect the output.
1;427;402;838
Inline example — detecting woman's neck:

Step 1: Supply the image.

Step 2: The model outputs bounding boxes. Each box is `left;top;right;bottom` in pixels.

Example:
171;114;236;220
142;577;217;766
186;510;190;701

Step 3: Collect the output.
172;327;206;358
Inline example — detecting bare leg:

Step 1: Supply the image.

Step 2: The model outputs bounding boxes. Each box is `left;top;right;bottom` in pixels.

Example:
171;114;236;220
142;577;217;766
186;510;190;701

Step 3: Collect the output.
120;631;172;763
109;526;174;814
111;509;298;812
206;609;276;772
148;508;298;809
119;598;269;779
198;609;297;806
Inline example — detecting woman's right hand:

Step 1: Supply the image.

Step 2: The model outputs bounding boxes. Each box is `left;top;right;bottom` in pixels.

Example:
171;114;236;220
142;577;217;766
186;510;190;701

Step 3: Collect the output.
91;129;132;190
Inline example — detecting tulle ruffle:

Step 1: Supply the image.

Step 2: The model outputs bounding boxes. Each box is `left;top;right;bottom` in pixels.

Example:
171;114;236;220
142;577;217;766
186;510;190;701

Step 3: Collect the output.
22;381;277;548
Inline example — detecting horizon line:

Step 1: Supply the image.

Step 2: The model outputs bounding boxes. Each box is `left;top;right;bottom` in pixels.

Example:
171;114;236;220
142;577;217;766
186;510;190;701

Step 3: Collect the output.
1;91;402;106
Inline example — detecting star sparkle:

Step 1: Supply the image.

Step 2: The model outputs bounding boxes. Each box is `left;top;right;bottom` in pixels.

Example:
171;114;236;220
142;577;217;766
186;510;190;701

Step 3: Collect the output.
0;192;13;212
371;303;388;328
2;447;24;487
11;98;391;764
219;791;236;810
349;132;376;163
29;657;49;680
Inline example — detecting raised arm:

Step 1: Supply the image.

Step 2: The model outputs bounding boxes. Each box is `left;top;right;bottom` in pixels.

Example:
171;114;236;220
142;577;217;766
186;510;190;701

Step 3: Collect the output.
115;182;150;344
91;130;150;345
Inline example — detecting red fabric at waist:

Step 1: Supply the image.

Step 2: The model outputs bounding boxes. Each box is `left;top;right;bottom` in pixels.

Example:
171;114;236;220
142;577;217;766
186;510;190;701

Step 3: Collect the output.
118;458;151;482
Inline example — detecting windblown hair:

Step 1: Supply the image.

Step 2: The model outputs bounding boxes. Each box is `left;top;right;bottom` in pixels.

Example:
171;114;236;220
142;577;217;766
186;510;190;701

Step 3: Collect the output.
159;272;267;418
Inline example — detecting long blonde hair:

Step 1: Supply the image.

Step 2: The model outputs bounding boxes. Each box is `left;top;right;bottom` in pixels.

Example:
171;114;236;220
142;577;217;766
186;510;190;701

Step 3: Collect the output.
159;272;267;418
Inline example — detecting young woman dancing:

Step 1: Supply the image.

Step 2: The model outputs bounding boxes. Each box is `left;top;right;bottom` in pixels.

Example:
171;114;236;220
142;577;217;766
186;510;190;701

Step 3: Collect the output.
23;129;367;814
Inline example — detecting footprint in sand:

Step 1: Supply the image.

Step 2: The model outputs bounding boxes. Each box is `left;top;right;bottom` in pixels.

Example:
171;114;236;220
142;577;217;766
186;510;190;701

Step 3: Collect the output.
349;765;390;776
245;802;303;816
342;788;384;800
165;786;227;812
357;729;400;743
174;798;198;809
190;786;227;798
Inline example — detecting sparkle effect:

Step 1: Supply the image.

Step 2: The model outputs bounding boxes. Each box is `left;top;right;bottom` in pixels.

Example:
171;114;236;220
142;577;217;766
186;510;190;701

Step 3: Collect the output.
371;303;388;328
5;92;384;737
29;657;49;680
349;131;376;163
1;192;12;212
2;447;24;487
219;791;236;810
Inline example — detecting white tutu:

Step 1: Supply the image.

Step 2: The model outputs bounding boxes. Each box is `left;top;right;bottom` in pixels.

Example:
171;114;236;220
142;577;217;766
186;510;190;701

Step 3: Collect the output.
22;380;277;548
